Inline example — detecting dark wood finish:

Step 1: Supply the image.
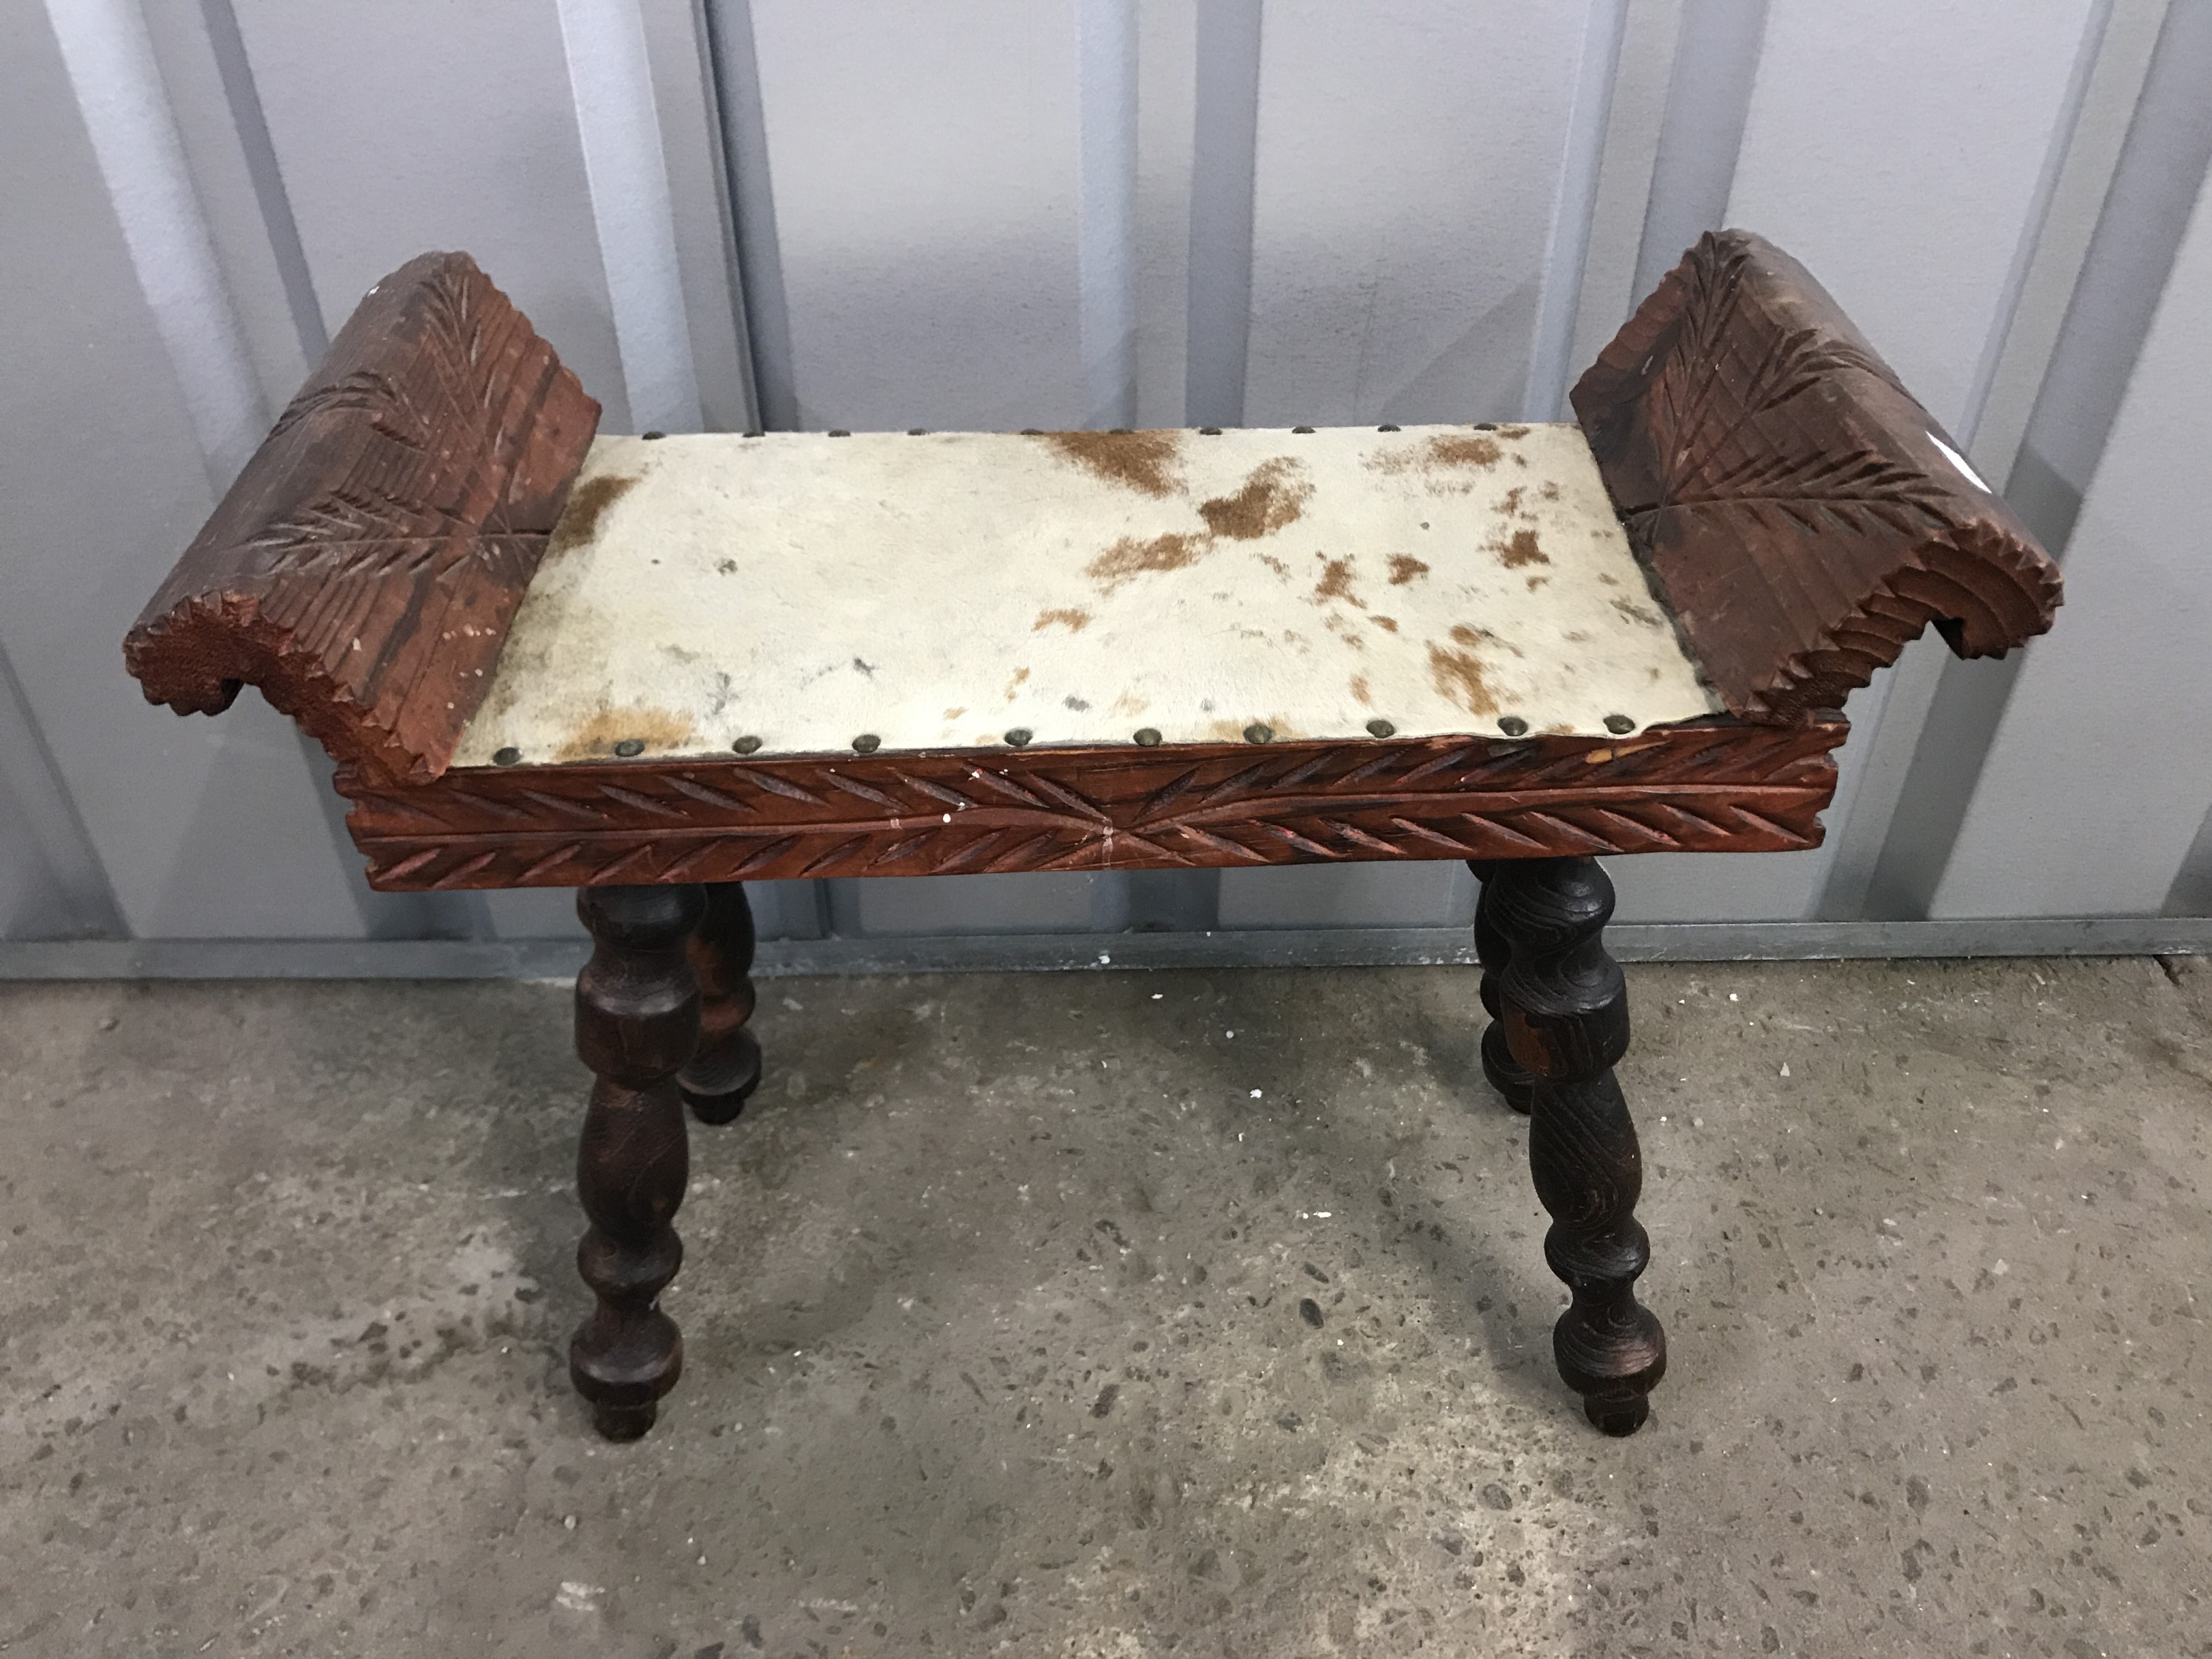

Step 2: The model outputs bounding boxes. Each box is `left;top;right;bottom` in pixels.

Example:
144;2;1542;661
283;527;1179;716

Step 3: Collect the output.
122;252;599;787
681;882;762;1125
1572;230;2062;724
340;717;1847;890
114;238;2059;1450
571;883;704;1440
1466;861;1535;1113
1484;856;1666;1434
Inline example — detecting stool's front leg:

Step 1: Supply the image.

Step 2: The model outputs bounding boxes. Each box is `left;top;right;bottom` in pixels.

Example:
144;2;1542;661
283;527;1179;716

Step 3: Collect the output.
1486;857;1667;1435
572;884;706;1440
1467;861;1536;1113
681;882;763;1124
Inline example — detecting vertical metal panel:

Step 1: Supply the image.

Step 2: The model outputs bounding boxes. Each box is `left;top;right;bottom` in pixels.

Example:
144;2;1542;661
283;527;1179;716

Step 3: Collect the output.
1239;0;1596;428
1858;0;2187;921
8;0;370;939
1630;0;1766;302
742;0;1089;431
0;789;66;943
232;0;637;430
1077;0;1139;428
1615;0;2107;925
1564;0;1687;380
703;0;798;429
1966;0;2170;489
136;0;324;400
2001;0;2212;551
0;649;121;941
554;0;704;433
1523;0;1630;420
1930;168;2212;917
1727;0;2106;431
633;0;760;435
1131;0;1197;426
43;0;267;484
2163;805;2212;917
1183;0;1262;427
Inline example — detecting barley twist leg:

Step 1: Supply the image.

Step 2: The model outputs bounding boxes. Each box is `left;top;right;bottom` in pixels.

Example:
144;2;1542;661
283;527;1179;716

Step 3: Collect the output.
680;881;762;1125
1467;860;1536;1113
571;883;705;1440
1486;856;1667;1436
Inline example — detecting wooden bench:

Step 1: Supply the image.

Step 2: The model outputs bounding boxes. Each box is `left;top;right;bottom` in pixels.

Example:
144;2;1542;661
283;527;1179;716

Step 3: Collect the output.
122;231;2061;1440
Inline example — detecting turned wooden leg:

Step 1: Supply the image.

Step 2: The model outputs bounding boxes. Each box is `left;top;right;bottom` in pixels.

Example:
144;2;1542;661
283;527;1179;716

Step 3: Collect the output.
680;881;762;1125
1466;860;1535;1113
1485;856;1667;1436
572;883;705;1441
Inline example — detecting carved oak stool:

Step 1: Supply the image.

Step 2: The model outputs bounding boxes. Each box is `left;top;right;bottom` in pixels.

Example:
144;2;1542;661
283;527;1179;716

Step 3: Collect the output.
122;232;2060;1441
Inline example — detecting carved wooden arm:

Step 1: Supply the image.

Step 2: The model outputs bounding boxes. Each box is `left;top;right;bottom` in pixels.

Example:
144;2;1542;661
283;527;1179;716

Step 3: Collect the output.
122;252;599;785
1572;230;2062;723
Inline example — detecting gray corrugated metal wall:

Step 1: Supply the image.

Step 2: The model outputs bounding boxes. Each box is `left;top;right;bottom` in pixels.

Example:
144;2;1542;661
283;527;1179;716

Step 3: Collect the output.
5;0;2211;958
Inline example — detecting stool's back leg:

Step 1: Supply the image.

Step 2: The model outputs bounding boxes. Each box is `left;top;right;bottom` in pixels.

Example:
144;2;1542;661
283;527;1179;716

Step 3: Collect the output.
1467;860;1535;1113
572;883;705;1440
1487;857;1667;1435
681;882;763;1124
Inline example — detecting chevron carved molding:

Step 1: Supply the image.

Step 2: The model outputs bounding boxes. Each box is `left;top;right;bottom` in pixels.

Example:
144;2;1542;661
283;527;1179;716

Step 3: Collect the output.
341;719;1847;891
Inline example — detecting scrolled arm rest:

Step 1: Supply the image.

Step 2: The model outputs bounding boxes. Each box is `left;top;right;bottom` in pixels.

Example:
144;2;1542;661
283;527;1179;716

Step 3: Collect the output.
122;251;599;785
1572;230;2062;723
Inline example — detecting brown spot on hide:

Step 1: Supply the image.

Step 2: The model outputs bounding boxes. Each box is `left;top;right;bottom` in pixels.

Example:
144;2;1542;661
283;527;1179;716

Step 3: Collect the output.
1426;434;1503;470
1038;428;1183;496
1526;575;1549;591
549;473;638;557
1004;667;1031;702
1087;532;1206;590
1371;615;1399;633
943;706;967;720
1427;641;1498;717
1501;486;1526;516
1257;553;1290;579
1387;554;1429;585
1033;608;1092;633
1198;459;1312;539
1541;481;1561;501
1611;596;1664;628
1350;674;1371;706
1312;555;1364;608
554;703;697;762
1206;714;1295;743
1493;529;1548;568
1366;431;1504;492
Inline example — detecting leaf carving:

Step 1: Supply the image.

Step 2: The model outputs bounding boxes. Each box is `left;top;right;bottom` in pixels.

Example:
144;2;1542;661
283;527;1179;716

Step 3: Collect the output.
342;721;1848;890
1573;230;2061;722
122;251;600;785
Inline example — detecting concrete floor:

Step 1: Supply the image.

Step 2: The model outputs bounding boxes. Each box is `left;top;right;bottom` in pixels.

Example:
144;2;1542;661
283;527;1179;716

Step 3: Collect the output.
1;958;2208;1658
